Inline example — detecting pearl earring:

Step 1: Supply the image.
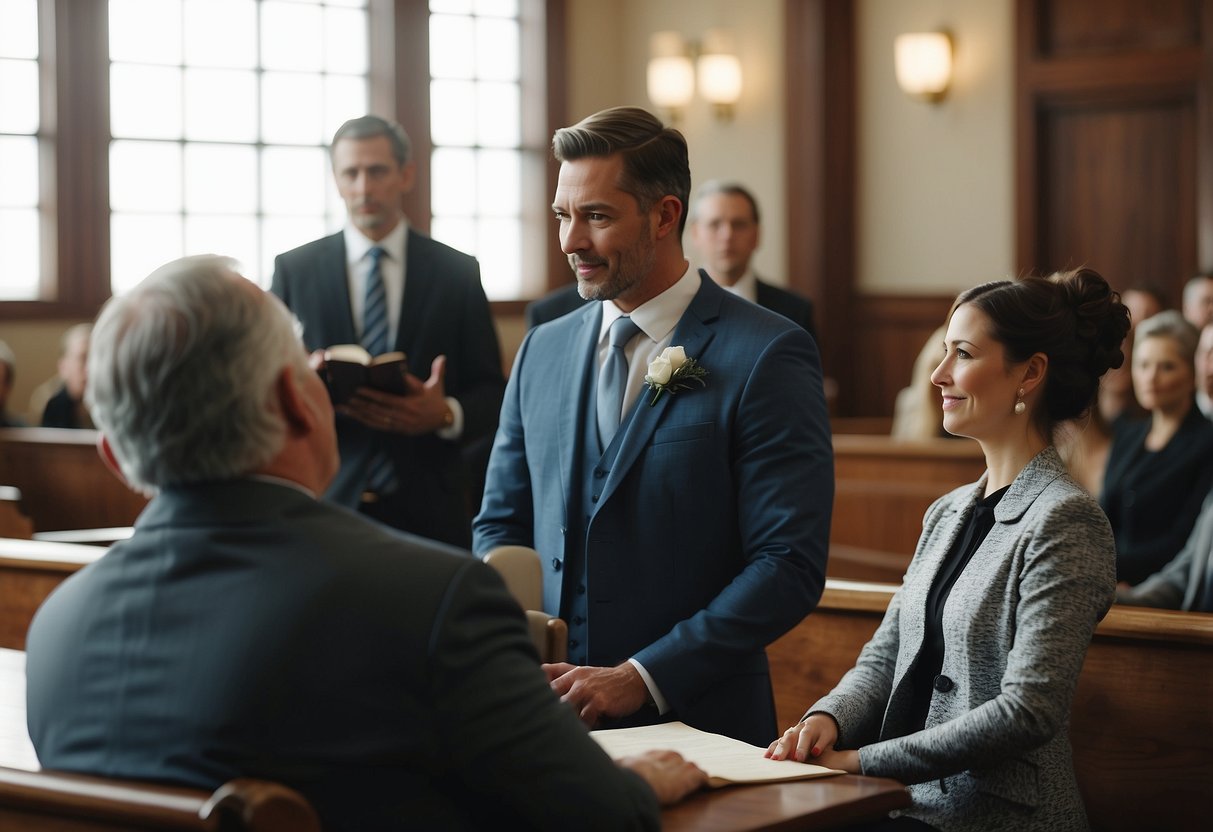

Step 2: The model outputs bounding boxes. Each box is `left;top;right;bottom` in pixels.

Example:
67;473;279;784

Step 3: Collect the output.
1014;388;1026;415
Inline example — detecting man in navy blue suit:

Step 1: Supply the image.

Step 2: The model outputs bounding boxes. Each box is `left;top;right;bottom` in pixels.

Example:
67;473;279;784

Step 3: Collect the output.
474;107;833;746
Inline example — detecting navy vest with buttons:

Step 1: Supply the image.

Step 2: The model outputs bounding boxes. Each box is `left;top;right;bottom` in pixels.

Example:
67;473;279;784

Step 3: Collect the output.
561;359;639;666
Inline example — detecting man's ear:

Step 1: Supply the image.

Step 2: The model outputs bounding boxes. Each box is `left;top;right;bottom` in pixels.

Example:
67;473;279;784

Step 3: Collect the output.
653;195;684;241
96;434;129;488
276;367;312;433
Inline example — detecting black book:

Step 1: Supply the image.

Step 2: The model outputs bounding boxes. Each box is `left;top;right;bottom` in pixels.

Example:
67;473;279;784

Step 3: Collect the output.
322;344;408;405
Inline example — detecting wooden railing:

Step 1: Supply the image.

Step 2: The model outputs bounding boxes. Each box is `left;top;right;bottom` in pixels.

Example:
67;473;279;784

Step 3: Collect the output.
768;580;1213;832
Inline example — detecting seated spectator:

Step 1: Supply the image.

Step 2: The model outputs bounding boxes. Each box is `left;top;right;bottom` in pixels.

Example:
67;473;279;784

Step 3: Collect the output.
25;255;704;832
1101;311;1213;585
1056;405;1112;498
38;323;94;429
1183;273;1213;329
1117;487;1213;612
1197;323;1213;420
1098;282;1166;426
0;340;27;427
891;325;950;440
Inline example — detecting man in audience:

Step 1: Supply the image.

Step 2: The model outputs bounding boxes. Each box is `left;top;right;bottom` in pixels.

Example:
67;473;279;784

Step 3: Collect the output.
688;180;817;341
271;115;505;547
1118;486;1213;612
0;340;27;427
525;181;818;341
474;107;833;746
38;323;93;429
1183;273;1213;329
25;255;704;831
1196;323;1213;420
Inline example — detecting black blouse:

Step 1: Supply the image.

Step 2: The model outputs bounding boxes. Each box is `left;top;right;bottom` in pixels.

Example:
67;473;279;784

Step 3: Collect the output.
906;484;1010;734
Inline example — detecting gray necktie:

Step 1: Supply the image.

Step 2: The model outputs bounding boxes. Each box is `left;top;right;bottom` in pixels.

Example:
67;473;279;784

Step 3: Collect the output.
596;316;642;449
362;246;388;355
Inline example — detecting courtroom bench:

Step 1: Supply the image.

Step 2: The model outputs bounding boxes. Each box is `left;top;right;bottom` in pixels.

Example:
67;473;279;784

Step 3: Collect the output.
0;537;103;650
767;580;1213;832
0;428;148;532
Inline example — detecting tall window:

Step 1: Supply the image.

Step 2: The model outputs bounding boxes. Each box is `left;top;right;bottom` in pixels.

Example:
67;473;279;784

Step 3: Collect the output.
428;0;545;300
107;0;369;291
0;0;41;300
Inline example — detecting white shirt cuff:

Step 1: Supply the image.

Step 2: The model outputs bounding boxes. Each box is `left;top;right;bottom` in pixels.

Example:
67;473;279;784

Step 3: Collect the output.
627;658;670;715
436;396;464;440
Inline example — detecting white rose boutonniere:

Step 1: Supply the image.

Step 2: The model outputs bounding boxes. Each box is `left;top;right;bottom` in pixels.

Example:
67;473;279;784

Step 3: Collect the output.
643;346;708;405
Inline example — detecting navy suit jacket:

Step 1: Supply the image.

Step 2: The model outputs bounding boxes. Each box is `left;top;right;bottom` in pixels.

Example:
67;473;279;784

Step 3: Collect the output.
475;272;833;744
271;230;505;546
26;480;659;831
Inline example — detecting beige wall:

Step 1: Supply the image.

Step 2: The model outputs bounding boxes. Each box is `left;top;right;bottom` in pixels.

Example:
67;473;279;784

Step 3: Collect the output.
858;0;1014;295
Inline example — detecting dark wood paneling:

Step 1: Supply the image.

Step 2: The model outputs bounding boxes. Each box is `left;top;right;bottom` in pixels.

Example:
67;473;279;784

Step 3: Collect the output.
1017;0;1212;303
1039;0;1201;57
851;294;953;417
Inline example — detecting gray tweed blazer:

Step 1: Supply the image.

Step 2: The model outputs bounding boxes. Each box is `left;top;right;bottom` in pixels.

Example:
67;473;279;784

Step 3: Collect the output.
811;447;1116;831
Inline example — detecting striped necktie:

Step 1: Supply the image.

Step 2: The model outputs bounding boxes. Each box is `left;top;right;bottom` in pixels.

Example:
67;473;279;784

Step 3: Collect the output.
362;246;388;355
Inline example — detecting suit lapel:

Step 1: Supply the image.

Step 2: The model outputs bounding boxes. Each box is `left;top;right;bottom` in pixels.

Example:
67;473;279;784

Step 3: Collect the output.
319;234;358;345
560;303;603;502
597;274;720;509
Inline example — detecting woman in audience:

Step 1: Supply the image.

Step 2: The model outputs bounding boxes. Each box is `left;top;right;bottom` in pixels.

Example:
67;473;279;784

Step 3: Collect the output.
768;269;1128;831
1100;310;1213;586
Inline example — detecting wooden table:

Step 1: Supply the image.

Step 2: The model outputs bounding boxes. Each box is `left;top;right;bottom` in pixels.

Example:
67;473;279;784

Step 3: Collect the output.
661;775;909;831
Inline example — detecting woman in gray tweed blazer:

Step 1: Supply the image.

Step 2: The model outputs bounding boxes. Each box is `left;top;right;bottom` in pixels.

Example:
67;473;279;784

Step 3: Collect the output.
769;269;1130;831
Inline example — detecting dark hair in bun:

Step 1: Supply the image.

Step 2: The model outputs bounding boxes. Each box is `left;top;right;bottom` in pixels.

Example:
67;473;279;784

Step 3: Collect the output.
951;267;1130;436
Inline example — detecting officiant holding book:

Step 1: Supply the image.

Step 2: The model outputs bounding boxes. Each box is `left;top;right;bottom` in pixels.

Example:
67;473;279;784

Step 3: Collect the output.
272;115;505;547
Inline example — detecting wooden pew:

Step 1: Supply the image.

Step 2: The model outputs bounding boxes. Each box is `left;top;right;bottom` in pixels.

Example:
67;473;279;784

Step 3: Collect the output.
0;767;322;832
0;428;148;532
0;486;32;539
768;580;1213;832
0;538;103;650
828;436;985;579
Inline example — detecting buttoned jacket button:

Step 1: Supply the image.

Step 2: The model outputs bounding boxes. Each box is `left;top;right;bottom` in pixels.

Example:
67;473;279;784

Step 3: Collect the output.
933;674;954;692
551;558;561;572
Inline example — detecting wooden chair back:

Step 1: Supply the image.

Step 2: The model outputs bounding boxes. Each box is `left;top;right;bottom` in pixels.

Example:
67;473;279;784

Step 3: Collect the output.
0;766;321;831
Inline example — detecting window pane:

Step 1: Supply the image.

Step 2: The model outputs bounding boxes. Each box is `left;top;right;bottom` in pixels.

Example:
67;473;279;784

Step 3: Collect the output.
474;0;517;16
261;146;328;214
324;74;369;141
0;208;39;300
0;60;39;133
430;216;475;258
185;0;257;68
324;6;368;74
111;64;183;139
185;215;258;276
430;15;474;79
478;217;520;298
261;1;323;71
430;0;473;14
111;213;184;294
262;216;328;287
430;80;476;146
184;69;258;142
477;149;519;216
185;144;257;213
0;136;38;207
431;147;475;217
110;0;183;65
0;0;38;59
110;141;182;212
476;82;519;146
475;17;518;81
262;73;325;144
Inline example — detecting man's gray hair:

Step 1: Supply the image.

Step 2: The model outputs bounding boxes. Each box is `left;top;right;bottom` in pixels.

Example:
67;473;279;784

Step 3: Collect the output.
330;115;412;165
690;180;761;225
87;255;306;494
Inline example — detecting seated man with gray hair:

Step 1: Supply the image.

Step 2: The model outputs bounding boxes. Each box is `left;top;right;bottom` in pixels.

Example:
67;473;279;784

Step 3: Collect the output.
25;255;703;831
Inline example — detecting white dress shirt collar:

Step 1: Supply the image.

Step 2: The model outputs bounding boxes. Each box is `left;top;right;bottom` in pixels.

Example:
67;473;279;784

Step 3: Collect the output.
598;263;698;346
717;269;758;304
343;220;409;346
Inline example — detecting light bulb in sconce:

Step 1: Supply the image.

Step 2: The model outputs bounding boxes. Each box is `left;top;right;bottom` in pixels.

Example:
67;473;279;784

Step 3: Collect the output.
697;29;742;120
647;32;694;121
894;31;953;103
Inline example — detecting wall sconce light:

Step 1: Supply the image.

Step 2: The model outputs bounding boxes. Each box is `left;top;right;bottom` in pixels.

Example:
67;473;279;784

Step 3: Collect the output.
894;31;953;103
647;29;742;123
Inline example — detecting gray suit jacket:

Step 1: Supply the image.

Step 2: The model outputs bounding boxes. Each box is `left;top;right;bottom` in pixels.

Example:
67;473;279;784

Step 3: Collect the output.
1117;488;1213;611
26;480;658;831
810;447;1115;831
